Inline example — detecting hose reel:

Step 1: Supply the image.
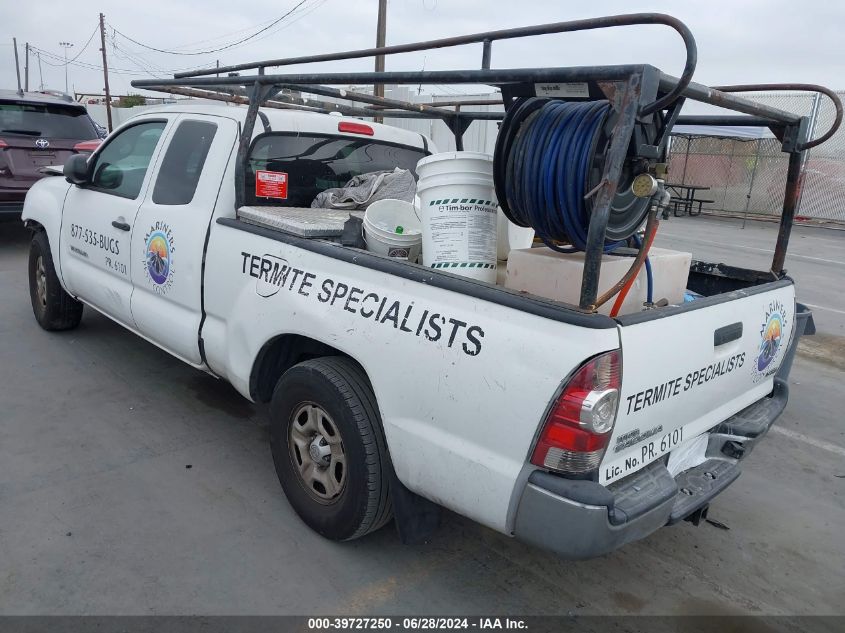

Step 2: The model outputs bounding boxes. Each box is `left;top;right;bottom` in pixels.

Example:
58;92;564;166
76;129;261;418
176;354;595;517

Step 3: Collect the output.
493;97;660;251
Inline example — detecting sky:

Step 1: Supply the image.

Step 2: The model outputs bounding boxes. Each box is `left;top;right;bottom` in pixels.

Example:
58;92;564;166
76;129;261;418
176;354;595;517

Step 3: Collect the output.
1;0;843;100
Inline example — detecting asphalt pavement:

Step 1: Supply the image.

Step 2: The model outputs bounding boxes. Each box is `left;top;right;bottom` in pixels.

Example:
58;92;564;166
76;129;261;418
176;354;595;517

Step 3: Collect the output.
654;214;845;336
1;217;843;616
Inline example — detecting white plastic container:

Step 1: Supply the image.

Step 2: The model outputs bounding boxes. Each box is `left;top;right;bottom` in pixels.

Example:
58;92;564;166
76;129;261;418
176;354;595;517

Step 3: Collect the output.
416;152;498;283
496;207;535;260
363;199;422;261
505;246;692;316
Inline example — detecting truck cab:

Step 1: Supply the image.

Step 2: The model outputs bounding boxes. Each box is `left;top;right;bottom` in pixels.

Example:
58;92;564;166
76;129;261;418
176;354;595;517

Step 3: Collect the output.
29;106;429;364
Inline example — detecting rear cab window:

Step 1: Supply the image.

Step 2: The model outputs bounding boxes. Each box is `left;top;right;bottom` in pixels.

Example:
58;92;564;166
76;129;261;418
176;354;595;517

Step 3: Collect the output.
245;133;427;207
152;120;218;205
0;101;97;141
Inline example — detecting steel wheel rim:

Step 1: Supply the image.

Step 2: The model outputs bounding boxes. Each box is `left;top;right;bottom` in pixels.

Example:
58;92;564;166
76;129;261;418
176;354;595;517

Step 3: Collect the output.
35;255;47;309
288;402;347;504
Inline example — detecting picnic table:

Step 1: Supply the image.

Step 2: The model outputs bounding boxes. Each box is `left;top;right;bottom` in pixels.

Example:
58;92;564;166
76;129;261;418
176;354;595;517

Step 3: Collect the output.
665;183;713;217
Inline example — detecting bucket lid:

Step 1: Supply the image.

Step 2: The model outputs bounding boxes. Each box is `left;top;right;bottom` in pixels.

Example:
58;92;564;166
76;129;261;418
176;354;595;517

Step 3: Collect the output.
416;151;494;169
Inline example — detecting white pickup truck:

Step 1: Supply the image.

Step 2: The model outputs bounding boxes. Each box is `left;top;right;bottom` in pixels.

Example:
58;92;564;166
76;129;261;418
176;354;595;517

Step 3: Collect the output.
21;104;810;559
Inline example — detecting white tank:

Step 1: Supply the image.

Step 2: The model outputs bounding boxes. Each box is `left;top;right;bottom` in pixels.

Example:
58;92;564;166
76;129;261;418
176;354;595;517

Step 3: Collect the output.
505;246;692;316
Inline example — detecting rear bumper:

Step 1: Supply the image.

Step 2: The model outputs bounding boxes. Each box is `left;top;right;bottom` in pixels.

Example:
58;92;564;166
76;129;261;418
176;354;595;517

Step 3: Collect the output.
513;379;788;560
0;202;24;216
513;303;814;560
0;192;26;216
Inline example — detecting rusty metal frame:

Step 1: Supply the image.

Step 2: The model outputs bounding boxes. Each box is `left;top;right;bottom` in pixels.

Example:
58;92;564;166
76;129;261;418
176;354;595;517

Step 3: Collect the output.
131;13;841;310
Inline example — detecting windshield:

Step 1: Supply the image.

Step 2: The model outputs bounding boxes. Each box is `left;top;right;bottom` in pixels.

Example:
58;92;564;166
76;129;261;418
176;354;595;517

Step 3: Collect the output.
0;101;98;140
246;133;427;207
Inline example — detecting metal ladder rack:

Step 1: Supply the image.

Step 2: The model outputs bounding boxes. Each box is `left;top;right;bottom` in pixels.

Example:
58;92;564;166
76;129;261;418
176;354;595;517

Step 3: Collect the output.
132;12;841;311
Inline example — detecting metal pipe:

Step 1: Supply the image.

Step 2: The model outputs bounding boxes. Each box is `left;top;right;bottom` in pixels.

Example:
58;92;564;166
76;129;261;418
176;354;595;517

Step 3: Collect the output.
141;64;649;90
659;74;803;124
174;13;697;110
234;82;265;209
138;82;469;119
712;83;843;150
454;104;464;150
771;151;805;275
145;85;325;112
145;71;831;133
481;39;492;70
674;115;780;127
594;206;659;310
280;83;456;117
431;98;502;107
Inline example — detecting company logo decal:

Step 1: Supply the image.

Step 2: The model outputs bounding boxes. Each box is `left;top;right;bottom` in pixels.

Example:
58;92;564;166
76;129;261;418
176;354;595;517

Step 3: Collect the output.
142;222;175;294
754;300;788;381
35;138;50;149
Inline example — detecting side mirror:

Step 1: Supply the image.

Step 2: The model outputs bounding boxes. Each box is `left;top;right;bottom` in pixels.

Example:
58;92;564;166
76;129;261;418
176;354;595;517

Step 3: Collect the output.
64;154;90;186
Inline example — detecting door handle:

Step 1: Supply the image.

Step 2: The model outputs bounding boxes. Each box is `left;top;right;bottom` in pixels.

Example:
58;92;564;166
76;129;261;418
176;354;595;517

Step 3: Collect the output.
714;322;743;346
112;219;131;231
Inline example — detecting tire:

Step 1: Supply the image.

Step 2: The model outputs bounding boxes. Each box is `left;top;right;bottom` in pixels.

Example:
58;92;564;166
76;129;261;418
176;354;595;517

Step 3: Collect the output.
270;356;393;541
28;231;83;331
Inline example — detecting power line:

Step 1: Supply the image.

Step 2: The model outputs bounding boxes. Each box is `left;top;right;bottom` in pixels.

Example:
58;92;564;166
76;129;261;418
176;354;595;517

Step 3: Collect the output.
68;24;99;63
237;0;329;46
29;44;223;76
29;45;153;75
108;0;311;56
110;37;168;77
158;15;284;52
108;34;216;74
25;0;330;89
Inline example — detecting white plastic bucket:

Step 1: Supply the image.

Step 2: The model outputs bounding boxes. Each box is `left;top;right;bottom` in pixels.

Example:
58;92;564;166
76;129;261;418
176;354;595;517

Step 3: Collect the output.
416;151;498;283
363;199;422;261
496;207;535;261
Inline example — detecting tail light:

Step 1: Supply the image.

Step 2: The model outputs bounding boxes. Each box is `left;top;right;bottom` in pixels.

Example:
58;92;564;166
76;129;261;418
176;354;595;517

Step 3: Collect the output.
0;139;7;149
530;350;621;475
74;140;102;154
338;121;374;136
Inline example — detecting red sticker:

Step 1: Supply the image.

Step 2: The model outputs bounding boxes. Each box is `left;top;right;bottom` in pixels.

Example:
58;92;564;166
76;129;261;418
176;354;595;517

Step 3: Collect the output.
255;170;288;199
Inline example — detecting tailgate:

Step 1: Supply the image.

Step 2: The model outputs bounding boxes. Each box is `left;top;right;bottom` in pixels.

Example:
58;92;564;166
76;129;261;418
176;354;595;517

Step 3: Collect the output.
600;281;796;485
1;138;74;187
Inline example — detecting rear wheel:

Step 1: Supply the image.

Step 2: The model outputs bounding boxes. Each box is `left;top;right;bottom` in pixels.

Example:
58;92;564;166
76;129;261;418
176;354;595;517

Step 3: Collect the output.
28;231;83;331
270;356;393;540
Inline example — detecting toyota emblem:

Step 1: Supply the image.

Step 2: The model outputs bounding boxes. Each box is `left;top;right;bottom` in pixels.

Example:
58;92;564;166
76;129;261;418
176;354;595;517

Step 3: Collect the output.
35;139;50;149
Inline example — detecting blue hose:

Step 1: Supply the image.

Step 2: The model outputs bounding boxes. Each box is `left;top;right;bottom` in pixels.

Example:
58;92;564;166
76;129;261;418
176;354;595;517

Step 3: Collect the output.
500;99;621;252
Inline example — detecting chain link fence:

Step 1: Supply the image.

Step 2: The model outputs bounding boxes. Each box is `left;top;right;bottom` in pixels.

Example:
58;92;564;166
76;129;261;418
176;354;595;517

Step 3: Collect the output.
667;91;845;223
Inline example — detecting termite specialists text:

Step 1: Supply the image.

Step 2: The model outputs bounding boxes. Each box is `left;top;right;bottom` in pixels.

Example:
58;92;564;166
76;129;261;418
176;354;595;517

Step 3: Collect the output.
241;251;485;356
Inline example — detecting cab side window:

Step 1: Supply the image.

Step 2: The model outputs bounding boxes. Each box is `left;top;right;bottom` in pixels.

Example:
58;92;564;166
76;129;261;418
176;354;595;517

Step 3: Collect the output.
152;120;218;205
90;121;166;199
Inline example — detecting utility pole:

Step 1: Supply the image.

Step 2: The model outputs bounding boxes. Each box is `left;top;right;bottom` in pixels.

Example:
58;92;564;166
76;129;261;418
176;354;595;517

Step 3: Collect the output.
12;37;22;96
99;13;113;132
59;41;74;94
374;0;387;122
24;43;29;91
37;52;44;90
